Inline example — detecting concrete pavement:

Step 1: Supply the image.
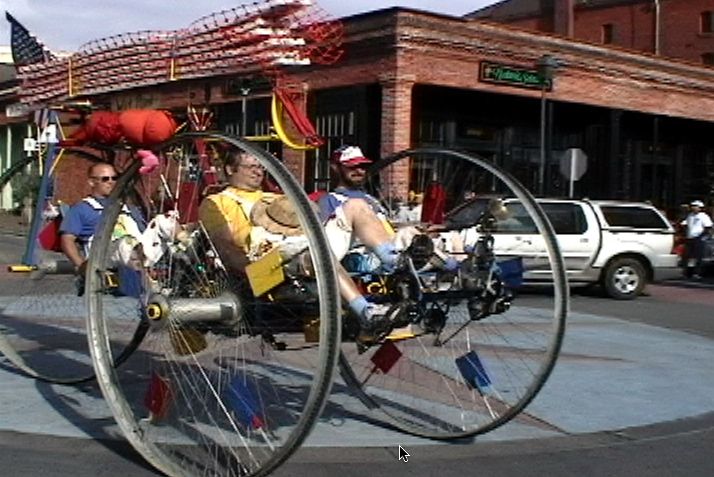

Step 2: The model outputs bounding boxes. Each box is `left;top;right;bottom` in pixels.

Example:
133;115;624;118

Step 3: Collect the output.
1;305;713;449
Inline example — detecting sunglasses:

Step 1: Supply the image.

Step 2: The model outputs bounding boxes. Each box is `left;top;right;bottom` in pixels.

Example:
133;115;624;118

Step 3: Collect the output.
91;175;118;183
343;164;367;170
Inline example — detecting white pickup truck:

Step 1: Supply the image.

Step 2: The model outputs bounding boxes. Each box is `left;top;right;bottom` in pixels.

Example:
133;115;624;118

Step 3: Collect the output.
449;198;680;299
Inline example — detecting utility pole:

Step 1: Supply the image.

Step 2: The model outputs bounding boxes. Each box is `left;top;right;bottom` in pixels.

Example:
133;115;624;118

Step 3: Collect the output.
536;54;559;196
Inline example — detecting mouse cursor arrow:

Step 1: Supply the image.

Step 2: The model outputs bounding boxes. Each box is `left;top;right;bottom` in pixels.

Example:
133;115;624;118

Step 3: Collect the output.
398;445;410;462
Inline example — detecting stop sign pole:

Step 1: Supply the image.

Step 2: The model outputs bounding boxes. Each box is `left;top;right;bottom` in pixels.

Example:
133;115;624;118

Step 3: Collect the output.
560;148;588;198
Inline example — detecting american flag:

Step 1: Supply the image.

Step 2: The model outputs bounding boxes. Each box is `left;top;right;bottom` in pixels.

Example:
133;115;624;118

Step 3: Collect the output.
5;12;54;66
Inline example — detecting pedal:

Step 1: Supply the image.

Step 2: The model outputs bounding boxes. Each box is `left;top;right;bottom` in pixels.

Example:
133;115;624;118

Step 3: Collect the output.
102;271;119;289
385;324;416;342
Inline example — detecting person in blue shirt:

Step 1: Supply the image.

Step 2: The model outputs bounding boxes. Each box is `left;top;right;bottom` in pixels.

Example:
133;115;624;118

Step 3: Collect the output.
60;162;150;297
59;162;120;275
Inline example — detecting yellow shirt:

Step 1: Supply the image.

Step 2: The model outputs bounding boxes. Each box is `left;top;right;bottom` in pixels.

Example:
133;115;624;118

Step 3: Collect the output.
198;187;266;252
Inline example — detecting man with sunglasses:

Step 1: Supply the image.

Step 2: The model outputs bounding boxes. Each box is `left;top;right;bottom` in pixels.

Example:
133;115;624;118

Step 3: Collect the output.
60;163;119;275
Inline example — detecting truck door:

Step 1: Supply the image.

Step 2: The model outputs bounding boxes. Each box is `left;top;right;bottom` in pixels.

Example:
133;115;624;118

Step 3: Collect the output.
490;201;550;279
538;202;598;272
491;200;597;280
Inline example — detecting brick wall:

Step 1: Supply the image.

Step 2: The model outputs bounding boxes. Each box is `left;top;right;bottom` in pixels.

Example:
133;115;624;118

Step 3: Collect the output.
44;8;714;205
53;152;93;206
572;2;655;53
379;71;414;201
498;0;714;64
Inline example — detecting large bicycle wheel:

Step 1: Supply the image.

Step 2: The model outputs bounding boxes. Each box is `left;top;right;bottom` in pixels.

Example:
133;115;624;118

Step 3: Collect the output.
86;132;340;477
0;146;141;384
337;148;568;439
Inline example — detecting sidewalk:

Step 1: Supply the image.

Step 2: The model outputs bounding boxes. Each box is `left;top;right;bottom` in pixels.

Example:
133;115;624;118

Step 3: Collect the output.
0;309;713;447
0;211;30;237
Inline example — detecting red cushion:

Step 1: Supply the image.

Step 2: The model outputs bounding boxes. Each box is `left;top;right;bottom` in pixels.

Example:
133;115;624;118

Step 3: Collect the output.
143;110;177;146
89;111;123;144
119;110;177;146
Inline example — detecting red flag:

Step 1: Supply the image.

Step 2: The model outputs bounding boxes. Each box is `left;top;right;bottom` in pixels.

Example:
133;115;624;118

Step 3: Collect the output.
144;372;172;420
370;340;402;374
421;181;446;225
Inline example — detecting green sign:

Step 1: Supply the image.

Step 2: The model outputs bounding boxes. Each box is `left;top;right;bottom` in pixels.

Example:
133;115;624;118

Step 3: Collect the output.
479;62;552;91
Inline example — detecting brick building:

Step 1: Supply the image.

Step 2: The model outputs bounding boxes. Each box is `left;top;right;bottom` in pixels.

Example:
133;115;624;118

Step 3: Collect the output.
467;0;714;65
297;8;714;211
2;6;714;214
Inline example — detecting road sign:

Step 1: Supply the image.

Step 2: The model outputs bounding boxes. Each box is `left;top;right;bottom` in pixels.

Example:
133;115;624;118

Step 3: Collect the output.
38;124;59;144
560;148;587;181
560;148;588;198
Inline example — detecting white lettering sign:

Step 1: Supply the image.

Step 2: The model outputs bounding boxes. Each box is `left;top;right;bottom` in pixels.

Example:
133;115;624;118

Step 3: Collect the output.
6;103;30;118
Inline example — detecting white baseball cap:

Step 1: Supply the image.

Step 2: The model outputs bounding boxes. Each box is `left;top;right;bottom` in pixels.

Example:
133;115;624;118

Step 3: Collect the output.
331;146;371;167
690;200;704;207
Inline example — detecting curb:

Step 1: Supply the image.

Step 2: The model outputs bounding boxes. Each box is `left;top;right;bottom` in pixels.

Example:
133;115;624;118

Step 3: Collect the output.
657;279;714;291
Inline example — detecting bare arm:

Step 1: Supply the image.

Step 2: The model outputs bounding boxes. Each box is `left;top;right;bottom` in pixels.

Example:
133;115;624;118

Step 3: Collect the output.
205;225;250;275
60;233;86;273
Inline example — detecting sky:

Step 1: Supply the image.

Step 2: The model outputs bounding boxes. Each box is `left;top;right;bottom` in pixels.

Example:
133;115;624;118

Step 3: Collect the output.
0;0;500;52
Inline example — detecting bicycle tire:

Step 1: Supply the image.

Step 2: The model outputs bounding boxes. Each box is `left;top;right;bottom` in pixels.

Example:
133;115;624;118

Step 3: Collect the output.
336;148;568;439
86;132;340;477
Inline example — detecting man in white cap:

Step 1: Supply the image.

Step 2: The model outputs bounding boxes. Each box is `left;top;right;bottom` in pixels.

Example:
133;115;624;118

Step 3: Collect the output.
318;146;398;269
318;145;462;328
681;199;712;279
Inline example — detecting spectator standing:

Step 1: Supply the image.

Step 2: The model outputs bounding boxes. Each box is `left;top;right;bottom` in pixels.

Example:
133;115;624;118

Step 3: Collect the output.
681;199;713;279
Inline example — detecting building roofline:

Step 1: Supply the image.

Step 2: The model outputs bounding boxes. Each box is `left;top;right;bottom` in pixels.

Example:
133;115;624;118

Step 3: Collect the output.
340;6;464;24
466;0;652;21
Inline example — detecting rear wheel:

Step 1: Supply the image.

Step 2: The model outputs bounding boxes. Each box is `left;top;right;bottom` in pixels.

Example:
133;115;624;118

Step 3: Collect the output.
337;148;568;439
0;146;140;384
86;132;340;477
603;257;646;300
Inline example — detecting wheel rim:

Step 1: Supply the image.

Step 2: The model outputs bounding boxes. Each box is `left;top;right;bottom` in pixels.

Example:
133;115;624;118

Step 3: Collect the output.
613;265;640;294
87;132;340;477
336;148;568;439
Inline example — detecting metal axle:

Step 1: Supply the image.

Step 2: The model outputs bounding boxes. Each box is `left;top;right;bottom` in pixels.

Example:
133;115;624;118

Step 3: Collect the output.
146;292;241;326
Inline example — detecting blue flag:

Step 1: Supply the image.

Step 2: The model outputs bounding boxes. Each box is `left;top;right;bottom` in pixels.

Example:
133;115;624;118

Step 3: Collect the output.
455;350;492;391
223;374;265;430
497;257;524;288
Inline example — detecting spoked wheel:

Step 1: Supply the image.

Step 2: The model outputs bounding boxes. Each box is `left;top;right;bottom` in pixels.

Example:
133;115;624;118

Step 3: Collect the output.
337;148;568;439
0;146;143;384
86;132;340;477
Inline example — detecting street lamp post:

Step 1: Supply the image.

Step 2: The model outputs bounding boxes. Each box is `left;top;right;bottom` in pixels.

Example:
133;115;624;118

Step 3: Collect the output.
536;54;558;196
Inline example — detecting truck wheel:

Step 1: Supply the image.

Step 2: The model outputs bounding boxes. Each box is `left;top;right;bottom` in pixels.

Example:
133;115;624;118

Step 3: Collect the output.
604;257;646;300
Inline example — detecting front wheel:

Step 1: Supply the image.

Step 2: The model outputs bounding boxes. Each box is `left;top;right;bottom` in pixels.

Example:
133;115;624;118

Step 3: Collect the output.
338;148;569;440
86;132;340;477
603;257;646;300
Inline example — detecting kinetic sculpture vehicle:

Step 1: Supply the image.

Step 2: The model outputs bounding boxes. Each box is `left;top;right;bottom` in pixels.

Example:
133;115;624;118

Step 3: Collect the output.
0;2;568;476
